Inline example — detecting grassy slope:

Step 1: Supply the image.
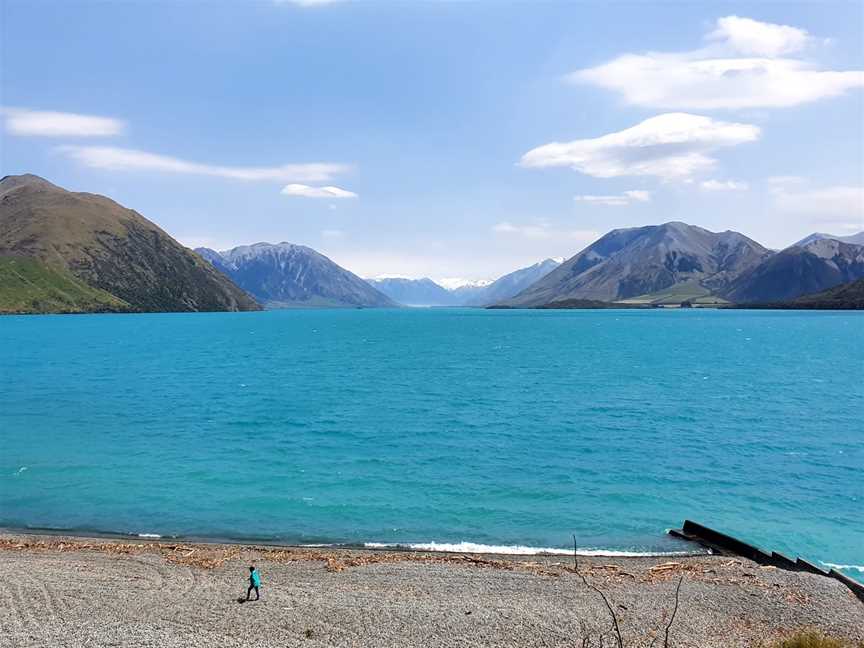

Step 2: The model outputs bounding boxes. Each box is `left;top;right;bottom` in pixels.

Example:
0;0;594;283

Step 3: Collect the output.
537;298;647;309
620;280;730;305
0;175;260;313
0;256;129;314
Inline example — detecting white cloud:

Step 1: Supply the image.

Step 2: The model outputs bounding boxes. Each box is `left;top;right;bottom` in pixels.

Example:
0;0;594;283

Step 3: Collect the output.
492;221;599;242
176;235;240;252
700;179;749;191
767;175;806;187
492;222;549;239
707;15;811;57
3;108;125;137
282;183;357;198
771;184;864;218
321;229;346;238
520;113;759;181
574;189;651;206
624;189;651;202
570;16;863;109
58;146;349;182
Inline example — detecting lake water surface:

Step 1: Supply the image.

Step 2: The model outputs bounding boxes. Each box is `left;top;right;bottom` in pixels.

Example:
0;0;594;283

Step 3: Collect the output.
1;309;861;574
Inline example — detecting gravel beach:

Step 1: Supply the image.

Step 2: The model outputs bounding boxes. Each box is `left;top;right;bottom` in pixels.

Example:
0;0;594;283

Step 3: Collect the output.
1;533;861;647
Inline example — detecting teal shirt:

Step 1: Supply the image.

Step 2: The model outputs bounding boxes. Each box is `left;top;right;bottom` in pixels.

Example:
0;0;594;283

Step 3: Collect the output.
250;569;261;587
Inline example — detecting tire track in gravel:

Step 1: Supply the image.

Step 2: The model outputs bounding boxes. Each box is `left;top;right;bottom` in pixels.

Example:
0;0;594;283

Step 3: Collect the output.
0;583;25;634
46;580;74;616
131;556;203;627
11;582;40;632
33;581;63;621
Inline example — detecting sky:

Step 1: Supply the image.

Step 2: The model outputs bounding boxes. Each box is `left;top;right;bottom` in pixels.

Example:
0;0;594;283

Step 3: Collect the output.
1;0;863;282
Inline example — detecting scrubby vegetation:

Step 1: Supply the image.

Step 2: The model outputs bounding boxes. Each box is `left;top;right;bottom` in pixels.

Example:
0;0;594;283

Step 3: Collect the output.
0;256;128;314
767;631;863;648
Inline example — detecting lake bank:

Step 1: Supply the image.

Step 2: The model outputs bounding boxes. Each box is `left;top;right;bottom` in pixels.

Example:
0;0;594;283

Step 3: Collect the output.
1;532;861;647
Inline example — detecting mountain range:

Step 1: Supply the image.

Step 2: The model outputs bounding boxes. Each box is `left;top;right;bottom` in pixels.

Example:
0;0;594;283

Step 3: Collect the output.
365;277;456;307
722;238;864;303
500;222;773;307
2;174;862;314
367;258;562;307
196;243;395;308
793;232;864;247
0;174;259;314
498;222;864;308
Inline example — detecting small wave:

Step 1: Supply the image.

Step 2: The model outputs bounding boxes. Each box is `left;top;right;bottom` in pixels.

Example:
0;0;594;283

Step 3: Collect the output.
363;541;697;557
821;562;864;573
136;533;162;539
13;466;28;476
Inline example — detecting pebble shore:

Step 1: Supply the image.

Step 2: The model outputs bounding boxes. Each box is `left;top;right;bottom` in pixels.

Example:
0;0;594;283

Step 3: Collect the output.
1;533;861;647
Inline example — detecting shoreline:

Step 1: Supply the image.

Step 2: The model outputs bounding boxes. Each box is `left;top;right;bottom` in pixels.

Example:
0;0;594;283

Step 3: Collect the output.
0;525;706;559
2;531;862;647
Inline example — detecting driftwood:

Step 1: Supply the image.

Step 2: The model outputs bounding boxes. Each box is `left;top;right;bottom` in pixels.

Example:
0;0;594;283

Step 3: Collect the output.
571;538;686;648
663;575;683;647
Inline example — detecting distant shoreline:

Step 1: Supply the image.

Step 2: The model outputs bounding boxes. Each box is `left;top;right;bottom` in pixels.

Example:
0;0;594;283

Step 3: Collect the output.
4;303;863;315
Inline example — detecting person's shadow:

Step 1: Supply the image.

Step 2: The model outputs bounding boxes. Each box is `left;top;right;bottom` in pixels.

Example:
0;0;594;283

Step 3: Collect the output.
236;597;247;604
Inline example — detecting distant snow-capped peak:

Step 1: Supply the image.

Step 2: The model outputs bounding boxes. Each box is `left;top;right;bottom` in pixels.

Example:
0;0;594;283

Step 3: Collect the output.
436;277;493;290
368;274;420;282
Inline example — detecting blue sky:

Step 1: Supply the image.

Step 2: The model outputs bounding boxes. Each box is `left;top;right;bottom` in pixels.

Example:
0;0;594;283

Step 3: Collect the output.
2;1;862;281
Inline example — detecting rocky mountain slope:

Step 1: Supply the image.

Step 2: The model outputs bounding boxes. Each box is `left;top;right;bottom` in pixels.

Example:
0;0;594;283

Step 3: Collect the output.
500;222;771;307
722;238;864;303
736;278;864;310
198;242;396;308
462;258;562;306
792;231;864;247
0;174;260;314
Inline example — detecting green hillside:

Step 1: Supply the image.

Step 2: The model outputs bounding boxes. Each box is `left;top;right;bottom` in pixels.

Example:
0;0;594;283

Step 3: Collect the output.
0;256;129;314
620;280;730;306
0;174;260;314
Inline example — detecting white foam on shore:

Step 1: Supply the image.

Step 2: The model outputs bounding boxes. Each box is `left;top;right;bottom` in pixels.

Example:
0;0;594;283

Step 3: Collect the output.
821;562;864;573
137;533;162;539
362;541;697;557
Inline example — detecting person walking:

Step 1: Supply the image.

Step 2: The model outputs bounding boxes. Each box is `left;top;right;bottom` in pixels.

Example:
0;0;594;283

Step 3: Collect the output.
246;565;261;601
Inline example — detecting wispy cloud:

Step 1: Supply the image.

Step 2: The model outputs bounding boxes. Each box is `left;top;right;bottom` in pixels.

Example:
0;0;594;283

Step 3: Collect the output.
767;175;807;187
700;179;749;191
282;183;357;198
321;229;346;238
4;107;125;137
771;183;864;218
571;16;863;109
492;221;598;242
58;146;350;182
520;113;759;181
574;190;651;206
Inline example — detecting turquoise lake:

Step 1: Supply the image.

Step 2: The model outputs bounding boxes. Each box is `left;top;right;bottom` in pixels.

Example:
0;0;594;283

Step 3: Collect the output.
1;309;862;574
